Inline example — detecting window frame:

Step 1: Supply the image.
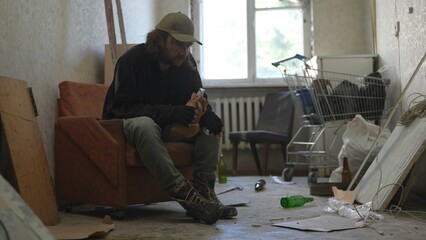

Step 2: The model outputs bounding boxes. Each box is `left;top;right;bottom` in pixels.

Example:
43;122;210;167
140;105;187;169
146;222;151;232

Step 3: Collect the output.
191;0;311;88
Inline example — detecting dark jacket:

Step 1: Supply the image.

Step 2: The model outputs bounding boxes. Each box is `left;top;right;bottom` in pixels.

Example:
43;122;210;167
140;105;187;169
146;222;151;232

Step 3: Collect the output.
102;44;208;128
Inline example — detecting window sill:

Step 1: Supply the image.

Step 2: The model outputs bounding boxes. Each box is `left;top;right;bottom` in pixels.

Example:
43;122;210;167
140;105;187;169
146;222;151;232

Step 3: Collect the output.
202;78;287;89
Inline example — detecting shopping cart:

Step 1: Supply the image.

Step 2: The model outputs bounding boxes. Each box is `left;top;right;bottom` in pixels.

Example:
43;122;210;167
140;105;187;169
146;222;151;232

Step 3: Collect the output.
272;54;390;183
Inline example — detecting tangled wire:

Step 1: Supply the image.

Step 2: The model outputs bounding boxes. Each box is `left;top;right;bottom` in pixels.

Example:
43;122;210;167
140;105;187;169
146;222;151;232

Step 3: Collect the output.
398;93;426;125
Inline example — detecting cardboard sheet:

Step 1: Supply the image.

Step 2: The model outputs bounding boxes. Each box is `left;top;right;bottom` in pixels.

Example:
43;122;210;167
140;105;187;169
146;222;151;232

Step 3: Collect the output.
47;215;114;240
272;215;364;232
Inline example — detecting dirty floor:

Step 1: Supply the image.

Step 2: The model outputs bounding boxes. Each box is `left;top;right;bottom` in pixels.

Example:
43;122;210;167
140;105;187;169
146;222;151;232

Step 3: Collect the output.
59;176;426;239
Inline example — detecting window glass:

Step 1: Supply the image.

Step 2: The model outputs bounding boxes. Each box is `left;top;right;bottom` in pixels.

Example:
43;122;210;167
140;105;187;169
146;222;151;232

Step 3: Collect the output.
255;8;303;78
196;0;307;84
202;0;247;79
255;0;301;9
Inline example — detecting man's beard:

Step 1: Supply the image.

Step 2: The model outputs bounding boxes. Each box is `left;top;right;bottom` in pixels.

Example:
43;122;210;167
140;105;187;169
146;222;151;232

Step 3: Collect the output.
159;49;186;67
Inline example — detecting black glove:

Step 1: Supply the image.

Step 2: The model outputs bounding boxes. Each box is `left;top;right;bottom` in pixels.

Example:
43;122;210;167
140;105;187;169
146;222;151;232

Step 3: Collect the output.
200;111;223;135
171;105;196;126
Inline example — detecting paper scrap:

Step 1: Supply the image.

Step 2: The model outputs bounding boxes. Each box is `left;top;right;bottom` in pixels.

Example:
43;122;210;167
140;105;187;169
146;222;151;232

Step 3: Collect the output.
272;215;364;232
332;186;357;204
47;215;114;240
270;175;295;185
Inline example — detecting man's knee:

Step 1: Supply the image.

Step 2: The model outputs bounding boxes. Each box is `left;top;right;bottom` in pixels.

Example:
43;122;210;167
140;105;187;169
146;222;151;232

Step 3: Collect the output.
124;116;161;142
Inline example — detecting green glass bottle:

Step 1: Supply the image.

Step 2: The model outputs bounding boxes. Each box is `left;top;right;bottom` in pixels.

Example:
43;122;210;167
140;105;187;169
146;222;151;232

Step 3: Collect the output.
280;195;314;208
218;153;227;183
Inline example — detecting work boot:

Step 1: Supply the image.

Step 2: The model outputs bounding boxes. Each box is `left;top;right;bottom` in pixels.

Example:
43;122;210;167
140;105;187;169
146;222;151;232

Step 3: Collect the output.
191;172;238;219
169;179;222;224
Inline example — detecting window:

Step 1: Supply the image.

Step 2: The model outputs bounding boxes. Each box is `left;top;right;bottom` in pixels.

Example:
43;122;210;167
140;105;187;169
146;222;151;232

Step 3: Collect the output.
191;0;311;87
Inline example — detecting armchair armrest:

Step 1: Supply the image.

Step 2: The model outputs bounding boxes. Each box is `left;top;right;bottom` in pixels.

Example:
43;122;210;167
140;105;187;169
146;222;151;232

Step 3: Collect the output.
56;116;122;186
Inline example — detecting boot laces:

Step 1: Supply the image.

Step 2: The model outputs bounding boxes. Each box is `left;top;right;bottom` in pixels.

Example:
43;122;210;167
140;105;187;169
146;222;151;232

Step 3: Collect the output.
193;178;219;202
184;187;207;207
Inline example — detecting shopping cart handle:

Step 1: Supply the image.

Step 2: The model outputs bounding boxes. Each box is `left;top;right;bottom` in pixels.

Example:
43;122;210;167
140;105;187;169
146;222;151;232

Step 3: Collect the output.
271;54;307;67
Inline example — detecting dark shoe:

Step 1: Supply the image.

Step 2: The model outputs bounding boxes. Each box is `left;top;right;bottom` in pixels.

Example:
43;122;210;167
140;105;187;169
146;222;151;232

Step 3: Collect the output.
169;179;222;224
192;172;238;219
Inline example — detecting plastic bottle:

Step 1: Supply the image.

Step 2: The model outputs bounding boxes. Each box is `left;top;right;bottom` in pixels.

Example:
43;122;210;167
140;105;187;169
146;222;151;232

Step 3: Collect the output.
341;157;352;190
255;179;266;191
197;88;205;97
218;154;227;183
280;195;314;208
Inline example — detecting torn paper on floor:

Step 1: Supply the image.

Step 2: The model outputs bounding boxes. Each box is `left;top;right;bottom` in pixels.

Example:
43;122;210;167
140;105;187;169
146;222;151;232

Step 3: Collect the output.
272;215;364;232
270;175;295;185
47;215;114;239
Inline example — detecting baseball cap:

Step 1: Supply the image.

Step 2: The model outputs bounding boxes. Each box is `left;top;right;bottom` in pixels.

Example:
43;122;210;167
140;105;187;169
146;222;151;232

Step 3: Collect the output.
155;12;202;45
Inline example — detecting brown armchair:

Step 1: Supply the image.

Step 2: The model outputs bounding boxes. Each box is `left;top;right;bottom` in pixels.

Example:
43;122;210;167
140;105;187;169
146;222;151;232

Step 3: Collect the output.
54;81;194;208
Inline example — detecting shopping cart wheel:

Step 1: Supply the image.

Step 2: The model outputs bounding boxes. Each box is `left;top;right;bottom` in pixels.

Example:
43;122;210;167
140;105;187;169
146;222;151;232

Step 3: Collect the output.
282;167;294;182
308;170;318;184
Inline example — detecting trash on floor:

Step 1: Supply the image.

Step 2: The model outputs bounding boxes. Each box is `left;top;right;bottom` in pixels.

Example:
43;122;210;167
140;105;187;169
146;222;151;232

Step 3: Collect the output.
280;195;314;208
255;179;266;191
216;185;250;207
270;175;295;185
217;186;243;195
332;186;356;204
272;215;364;232
47;215;114;240
324;197;384;221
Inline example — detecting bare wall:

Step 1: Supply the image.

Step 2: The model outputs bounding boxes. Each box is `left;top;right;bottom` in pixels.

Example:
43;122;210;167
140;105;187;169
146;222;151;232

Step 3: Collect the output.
0;0;155;176
312;0;373;55
376;0;426;196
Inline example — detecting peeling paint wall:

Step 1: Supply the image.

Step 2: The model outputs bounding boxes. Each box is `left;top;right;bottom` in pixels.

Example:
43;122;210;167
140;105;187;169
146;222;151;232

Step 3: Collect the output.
0;0;155;176
376;0;426;196
376;0;426;120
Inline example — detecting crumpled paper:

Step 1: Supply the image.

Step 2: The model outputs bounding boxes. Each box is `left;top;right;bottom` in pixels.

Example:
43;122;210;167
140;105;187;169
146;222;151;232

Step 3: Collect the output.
170;92;209;138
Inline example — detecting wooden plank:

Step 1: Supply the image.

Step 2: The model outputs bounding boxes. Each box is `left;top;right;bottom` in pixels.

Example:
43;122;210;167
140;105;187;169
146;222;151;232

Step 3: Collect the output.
104;0;118;71
0;76;59;226
115;0;128;49
354;117;426;210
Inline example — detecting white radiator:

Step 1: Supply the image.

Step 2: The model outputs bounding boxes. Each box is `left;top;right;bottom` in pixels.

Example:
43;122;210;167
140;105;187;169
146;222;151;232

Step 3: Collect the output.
214;96;265;150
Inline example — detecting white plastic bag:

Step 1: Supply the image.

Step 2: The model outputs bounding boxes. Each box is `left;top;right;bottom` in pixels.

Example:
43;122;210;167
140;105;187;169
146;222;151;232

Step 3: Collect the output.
324;198;384;221
329;114;390;182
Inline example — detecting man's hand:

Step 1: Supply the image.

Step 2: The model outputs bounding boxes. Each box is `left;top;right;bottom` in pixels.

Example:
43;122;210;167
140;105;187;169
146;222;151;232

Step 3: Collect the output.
200;111;223;135
187;93;208;123
172;105;196;126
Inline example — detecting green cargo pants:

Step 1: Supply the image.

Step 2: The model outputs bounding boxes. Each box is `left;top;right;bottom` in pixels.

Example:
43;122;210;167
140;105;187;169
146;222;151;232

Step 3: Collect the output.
123;116;220;193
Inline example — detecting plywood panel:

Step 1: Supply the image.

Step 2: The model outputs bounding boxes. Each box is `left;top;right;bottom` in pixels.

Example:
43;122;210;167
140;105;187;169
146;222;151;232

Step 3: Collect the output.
355;117;426;210
0;76;59;226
